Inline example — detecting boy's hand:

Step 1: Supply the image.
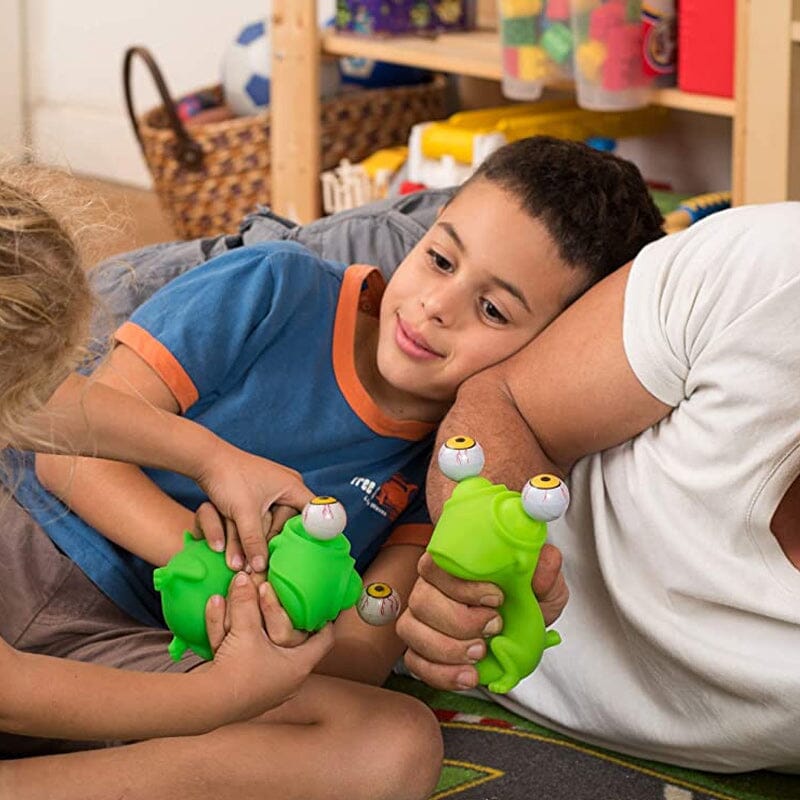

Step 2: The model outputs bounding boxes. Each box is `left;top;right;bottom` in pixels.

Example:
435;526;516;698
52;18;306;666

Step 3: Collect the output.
396;545;568;691
204;573;332;719
193;441;313;573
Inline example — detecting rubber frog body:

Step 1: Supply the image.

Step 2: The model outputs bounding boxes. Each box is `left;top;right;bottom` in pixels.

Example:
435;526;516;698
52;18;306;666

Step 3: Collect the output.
427;476;561;693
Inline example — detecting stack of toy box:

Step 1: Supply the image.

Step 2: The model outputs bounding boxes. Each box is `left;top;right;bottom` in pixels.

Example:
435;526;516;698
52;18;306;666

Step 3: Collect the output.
334;1;476;35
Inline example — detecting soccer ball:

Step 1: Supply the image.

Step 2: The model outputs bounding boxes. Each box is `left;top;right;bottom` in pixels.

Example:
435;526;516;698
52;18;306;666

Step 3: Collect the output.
222;19;342;117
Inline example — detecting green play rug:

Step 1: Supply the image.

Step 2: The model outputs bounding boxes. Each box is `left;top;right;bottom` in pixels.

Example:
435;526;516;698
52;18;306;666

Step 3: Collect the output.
388;676;800;800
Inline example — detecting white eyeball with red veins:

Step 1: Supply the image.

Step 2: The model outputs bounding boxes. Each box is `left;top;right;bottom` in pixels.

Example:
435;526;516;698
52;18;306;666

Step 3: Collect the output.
437;435;485;482
301;496;347;540
521;475;570;522
357;582;401;626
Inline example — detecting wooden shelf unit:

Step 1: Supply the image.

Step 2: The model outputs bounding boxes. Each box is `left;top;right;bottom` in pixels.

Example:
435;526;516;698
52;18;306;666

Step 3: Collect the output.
270;0;800;222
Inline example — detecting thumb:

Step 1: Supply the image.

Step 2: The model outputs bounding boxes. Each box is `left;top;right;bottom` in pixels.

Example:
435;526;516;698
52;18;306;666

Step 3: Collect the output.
294;623;334;668
278;482;315;513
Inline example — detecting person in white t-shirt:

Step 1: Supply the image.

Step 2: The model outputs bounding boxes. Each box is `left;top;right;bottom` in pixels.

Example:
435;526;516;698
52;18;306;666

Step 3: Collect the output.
397;202;800;773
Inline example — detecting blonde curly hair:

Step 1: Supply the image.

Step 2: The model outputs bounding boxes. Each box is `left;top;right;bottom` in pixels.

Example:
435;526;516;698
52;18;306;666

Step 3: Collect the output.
0;166;95;448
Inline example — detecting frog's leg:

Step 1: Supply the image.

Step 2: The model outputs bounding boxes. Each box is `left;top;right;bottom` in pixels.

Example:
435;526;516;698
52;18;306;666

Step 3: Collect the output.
167;636;188;662
545;629;561;649
484;633;531;694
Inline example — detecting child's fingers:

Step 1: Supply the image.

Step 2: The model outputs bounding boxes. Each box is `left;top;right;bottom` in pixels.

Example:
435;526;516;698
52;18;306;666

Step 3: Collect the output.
267;504;296;540
531;543;569;626
224;518;247;572
231;509;267;575
194;502;226;553
258;582;309;647
225;571;262;633
205;594;227;654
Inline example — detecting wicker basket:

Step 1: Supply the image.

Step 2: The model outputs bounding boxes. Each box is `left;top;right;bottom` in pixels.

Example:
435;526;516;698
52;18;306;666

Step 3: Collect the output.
123;47;447;239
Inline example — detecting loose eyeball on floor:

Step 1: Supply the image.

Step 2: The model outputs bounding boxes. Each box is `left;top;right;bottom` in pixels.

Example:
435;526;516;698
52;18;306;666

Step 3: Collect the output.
521;475;570;522
302;496;347;540
357;582;401;626
437;435;485;481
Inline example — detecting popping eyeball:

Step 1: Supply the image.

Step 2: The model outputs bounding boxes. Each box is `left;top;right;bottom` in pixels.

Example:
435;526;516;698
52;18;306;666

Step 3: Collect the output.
356;582;401;626
437;435;485;481
301;496;347;540
521;474;570;522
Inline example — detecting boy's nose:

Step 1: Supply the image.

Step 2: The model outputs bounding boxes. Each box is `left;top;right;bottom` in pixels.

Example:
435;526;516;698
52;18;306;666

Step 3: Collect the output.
421;286;459;325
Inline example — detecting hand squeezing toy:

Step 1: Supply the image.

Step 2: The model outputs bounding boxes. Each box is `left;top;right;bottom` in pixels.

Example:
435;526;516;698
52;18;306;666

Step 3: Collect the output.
154;496;400;661
426;436;570;694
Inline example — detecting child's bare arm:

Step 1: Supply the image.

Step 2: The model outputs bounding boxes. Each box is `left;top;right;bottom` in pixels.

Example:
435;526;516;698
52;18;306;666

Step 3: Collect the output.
315;544;423;686
35;344;312;569
0;575;332;742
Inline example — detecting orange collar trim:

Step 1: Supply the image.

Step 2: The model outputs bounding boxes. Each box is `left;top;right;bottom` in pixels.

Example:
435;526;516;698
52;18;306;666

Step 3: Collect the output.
332;265;435;442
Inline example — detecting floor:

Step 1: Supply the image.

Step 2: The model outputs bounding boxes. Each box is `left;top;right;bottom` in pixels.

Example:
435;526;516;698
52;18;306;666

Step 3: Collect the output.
77;177;177;264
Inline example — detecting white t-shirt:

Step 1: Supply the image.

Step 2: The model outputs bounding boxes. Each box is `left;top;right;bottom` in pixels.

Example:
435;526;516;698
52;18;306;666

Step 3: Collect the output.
493;203;800;772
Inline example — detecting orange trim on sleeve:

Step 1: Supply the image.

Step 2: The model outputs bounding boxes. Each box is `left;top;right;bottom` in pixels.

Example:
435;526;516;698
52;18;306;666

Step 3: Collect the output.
115;321;199;413
382;523;433;549
332;265;436;442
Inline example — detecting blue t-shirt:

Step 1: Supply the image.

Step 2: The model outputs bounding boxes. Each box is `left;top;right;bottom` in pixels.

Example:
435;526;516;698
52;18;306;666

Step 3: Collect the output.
14;242;436;626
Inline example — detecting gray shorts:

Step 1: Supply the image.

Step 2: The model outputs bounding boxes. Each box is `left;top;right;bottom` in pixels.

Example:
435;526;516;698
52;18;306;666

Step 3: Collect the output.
0;496;203;757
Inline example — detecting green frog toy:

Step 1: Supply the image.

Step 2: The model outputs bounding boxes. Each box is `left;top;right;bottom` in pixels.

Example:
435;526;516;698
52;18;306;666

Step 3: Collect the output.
427;436;569;694
155;496;394;661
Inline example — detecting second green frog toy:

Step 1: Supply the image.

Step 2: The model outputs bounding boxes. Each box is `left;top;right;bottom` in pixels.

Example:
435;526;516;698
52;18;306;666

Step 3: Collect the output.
427;436;569;694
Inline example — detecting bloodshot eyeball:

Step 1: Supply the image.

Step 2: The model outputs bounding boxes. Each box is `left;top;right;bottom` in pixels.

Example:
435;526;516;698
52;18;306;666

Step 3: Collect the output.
301;496;347;540
437;436;485;481
521;475;570;522
356;582;401;626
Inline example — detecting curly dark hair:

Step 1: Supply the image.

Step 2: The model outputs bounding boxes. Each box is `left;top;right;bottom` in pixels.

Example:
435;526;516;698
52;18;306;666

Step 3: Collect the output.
464;135;665;293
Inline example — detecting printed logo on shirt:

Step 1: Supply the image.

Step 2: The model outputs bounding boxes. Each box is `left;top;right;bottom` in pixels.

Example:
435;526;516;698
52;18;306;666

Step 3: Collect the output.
350;473;418;522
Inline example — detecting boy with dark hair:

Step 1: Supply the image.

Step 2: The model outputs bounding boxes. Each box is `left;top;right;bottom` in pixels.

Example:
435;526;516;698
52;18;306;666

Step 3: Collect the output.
6;137;664;798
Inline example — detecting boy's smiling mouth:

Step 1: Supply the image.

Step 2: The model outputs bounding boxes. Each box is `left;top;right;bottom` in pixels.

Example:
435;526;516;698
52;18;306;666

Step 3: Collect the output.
395;316;443;360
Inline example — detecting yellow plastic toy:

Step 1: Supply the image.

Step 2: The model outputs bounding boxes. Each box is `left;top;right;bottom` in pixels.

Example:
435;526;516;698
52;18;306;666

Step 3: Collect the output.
408;100;668;187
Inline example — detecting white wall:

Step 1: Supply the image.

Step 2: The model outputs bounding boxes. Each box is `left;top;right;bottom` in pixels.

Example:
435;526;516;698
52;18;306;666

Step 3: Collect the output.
0;0;25;157
25;0;335;187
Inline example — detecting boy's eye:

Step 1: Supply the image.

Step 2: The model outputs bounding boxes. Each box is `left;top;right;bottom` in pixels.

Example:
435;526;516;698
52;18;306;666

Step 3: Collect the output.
481;299;508;325
426;248;453;272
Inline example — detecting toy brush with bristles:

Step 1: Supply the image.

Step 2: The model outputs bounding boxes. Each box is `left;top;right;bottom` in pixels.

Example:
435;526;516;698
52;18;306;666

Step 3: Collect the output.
427;436;569;693
154;496;400;661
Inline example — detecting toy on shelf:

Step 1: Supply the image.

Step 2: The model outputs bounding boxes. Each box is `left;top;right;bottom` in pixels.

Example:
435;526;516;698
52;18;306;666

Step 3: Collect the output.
334;0;475;36
154;496;398;661
407;99;667;188
321;147;408;214
662;190;731;234
498;0;574;101
222;19;341;117
426;436;569;694
570;0;675;111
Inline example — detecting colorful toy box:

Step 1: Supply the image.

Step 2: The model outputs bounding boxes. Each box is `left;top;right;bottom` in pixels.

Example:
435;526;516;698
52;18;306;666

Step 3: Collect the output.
334;1;476;36
678;0;735;98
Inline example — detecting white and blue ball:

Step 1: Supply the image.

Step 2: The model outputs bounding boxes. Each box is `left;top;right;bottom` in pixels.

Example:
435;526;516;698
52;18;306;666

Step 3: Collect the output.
222;19;341;117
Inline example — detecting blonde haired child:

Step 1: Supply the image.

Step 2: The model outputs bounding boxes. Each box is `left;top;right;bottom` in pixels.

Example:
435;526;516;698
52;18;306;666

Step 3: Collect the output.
0;168;344;795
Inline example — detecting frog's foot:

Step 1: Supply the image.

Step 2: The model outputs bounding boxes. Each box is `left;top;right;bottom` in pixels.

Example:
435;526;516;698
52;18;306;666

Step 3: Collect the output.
167;636;188;662
545;629;561;649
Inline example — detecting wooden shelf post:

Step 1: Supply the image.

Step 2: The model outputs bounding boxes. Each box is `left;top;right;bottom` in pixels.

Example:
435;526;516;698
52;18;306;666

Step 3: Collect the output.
270;0;320;222
732;0;800;204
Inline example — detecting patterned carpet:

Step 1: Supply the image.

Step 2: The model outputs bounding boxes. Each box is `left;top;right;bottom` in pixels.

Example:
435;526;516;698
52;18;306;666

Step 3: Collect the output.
388;677;800;800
